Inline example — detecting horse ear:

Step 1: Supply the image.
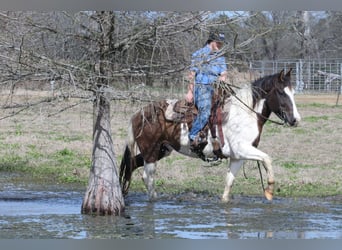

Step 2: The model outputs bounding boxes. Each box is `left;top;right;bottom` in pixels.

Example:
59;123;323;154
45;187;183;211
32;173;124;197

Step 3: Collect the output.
285;68;293;77
279;69;285;81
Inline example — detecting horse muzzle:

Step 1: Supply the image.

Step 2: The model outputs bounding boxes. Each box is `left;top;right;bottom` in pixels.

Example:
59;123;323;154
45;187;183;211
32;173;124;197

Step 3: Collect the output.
280;113;299;127
290;119;299;127
285;116;300;127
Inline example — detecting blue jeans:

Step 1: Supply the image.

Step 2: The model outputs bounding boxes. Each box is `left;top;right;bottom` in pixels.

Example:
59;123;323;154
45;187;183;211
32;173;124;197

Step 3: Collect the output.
189;84;214;140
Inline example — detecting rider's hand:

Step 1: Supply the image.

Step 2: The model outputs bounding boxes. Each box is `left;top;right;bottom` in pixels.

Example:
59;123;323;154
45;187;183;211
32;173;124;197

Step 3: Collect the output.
185;90;193;103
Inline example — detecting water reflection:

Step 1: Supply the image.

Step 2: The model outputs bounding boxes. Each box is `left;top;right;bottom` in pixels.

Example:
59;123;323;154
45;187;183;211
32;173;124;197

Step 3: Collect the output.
119;194;342;239
0;173;341;239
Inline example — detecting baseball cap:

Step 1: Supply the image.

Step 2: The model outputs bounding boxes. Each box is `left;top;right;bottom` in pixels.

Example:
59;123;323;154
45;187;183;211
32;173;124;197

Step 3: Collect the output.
208;32;225;43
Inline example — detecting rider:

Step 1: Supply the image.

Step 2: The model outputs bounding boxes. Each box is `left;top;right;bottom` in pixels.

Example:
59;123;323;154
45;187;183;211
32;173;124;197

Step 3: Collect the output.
186;31;228;150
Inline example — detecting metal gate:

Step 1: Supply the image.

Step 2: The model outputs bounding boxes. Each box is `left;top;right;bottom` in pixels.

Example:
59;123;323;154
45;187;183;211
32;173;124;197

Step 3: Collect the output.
249;59;342;94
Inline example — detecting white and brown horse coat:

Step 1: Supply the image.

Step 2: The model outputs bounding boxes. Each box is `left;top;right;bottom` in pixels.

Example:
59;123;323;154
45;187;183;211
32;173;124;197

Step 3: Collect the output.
120;69;301;202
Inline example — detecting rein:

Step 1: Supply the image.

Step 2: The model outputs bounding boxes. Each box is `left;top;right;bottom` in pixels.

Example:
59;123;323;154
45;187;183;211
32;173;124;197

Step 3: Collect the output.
221;81;282;194
220;82;286;126
242;161;266;193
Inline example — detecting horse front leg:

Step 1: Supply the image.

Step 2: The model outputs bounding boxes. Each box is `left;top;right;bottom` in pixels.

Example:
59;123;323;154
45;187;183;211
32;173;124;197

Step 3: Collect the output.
230;145;275;201
142;162;158;201
261;156;274;201
222;159;245;203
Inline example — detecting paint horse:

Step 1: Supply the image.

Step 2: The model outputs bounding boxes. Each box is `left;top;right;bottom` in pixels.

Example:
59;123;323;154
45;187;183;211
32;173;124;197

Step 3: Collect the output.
119;69;301;202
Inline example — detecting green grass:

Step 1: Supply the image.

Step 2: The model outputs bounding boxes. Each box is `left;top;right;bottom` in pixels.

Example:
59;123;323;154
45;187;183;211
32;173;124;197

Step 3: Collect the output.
14;123;24;136
303;115;329;122
126;164;340;199
298;103;332;108
334;113;342;119
27;144;44;159
276;182;341;198
0;143;90;184
293;127;309;135
52;134;88;142
281;161;315;169
116;128;128;138
162;154;187;167
264;123;282;134
0;142;20;151
1;98;341;199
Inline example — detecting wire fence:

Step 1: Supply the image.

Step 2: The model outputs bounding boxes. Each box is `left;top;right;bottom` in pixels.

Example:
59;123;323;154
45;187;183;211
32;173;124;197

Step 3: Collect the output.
249;59;342;94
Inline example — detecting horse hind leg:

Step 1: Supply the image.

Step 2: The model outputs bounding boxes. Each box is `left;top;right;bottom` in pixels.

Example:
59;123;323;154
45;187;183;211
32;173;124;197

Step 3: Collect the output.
142;162;158;201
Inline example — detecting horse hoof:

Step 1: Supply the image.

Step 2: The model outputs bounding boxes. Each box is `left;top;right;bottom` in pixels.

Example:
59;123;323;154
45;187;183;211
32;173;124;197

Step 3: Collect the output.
221;196;230;203
264;189;273;201
148;192;158;202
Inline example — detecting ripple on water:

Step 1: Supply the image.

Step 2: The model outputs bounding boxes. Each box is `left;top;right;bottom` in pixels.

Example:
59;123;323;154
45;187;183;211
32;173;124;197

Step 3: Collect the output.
0;172;341;239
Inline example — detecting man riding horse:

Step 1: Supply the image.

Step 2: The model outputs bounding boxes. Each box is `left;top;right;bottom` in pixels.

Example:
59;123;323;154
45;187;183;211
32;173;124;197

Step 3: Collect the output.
185;31;228;152
119;31;301;202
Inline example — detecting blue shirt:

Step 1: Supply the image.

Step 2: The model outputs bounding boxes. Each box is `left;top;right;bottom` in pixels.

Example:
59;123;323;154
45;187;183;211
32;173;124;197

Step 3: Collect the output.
190;45;227;85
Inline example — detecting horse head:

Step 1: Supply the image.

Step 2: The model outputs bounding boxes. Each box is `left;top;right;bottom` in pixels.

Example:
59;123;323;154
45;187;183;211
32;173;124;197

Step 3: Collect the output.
266;68;301;126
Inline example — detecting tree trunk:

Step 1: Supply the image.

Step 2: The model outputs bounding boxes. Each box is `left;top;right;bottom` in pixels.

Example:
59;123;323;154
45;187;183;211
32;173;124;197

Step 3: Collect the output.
81;93;125;215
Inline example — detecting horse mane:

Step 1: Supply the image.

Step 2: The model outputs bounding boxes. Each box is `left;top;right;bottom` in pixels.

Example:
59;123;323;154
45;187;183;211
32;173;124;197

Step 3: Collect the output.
250;71;281;102
226;71;282;110
231;83;254;108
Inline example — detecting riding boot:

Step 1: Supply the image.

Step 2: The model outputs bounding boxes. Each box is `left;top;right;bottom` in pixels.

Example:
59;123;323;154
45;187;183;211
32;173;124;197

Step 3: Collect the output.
190;132;208;152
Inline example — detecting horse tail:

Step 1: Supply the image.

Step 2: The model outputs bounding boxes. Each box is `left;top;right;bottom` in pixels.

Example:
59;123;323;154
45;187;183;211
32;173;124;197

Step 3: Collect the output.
119;119;144;196
119;145;134;196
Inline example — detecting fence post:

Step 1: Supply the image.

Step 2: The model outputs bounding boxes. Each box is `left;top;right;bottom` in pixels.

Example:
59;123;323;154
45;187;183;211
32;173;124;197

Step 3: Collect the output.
336;64;342;106
296;60;304;93
340;64;342;94
296;62;299;92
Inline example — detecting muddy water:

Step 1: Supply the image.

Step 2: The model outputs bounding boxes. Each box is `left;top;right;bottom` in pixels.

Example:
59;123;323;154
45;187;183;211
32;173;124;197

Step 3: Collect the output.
0;172;341;239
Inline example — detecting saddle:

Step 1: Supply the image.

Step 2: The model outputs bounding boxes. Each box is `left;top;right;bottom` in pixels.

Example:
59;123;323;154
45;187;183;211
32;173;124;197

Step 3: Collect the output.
164;99;198;124
164;88;231;160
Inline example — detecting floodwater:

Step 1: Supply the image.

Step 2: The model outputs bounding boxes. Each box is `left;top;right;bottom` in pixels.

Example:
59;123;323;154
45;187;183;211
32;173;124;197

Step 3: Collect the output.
0;172;341;239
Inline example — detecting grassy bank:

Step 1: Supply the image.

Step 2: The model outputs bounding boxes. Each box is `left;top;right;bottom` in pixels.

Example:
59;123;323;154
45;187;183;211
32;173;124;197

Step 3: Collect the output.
0;93;341;198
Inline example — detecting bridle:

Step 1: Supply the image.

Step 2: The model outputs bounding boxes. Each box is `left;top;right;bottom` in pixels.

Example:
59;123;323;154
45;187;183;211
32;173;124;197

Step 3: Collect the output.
219;81;286;126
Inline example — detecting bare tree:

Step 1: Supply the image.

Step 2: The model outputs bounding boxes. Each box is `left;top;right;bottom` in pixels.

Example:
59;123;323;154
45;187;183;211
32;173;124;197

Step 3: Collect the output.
0;11;278;215
80;11;125;215
0;11;219;215
291;11;319;59
314;11;342;58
